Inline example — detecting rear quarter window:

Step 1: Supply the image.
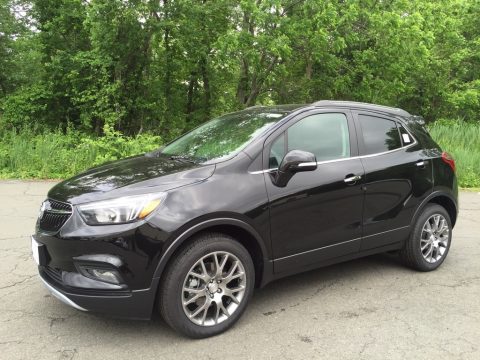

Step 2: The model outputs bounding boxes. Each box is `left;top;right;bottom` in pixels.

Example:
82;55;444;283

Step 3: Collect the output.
398;124;414;146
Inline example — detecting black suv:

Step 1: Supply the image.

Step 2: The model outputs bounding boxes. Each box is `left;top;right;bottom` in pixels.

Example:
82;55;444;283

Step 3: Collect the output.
32;101;458;338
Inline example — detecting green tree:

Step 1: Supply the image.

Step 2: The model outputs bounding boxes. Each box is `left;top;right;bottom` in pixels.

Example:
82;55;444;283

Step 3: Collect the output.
1;0;479;135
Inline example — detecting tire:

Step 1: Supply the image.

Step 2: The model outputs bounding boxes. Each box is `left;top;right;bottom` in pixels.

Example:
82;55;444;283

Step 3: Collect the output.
400;204;452;271
158;232;255;338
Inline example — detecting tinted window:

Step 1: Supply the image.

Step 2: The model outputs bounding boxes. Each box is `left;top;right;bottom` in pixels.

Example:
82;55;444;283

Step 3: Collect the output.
287;113;350;162
398;124;414;146
269;133;286;168
359;115;401;155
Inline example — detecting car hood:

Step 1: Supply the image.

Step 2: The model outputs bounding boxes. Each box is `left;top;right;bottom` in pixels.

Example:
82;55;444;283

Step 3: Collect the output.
48;155;215;205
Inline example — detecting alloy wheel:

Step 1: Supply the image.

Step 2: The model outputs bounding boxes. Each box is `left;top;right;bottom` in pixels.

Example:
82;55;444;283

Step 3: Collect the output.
420;214;450;264
182;251;247;326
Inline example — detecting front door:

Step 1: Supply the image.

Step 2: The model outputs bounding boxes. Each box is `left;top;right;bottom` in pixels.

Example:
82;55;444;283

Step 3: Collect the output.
264;110;365;274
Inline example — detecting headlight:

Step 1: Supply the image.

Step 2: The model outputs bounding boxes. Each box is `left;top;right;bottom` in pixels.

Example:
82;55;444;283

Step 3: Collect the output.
77;193;166;225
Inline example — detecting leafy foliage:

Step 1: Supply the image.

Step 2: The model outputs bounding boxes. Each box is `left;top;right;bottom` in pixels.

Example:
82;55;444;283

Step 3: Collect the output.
1;0;479;134
0;0;478;185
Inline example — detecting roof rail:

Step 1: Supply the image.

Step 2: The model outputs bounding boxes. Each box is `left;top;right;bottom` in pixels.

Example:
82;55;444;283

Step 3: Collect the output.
312;100;410;117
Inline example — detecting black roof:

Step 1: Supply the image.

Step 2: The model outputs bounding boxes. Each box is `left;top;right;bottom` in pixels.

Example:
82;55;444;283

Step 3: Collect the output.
244;104;306;112
245;101;411;117
312;100;410;117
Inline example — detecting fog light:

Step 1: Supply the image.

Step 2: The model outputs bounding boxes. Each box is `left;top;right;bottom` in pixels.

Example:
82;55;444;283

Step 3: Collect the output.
81;267;122;285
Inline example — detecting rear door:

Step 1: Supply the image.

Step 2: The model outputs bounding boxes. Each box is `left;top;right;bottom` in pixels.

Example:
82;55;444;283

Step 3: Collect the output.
353;111;433;250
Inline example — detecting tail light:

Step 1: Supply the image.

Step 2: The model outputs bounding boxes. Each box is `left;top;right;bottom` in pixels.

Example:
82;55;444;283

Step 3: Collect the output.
441;151;456;173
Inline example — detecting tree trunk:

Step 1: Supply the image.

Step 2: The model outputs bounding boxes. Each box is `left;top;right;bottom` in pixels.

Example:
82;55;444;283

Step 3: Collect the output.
186;71;197;124
163;0;173;115
236;58;249;106
244;56;278;107
306;58;313;80
200;57;211;120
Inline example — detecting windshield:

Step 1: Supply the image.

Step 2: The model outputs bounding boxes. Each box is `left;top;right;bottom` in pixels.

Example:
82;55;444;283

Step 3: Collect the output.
160;110;288;163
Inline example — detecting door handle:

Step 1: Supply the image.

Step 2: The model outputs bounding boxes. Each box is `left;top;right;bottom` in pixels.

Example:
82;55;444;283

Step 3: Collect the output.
344;174;362;184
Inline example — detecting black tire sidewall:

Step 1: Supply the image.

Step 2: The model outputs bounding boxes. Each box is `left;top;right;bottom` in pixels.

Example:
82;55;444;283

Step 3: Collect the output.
159;234;255;338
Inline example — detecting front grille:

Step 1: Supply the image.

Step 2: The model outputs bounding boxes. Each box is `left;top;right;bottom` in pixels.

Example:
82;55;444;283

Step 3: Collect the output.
39;199;73;232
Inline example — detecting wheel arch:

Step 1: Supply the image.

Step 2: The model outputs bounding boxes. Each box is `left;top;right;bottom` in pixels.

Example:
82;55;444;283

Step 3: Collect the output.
152;218;271;288
412;191;458;228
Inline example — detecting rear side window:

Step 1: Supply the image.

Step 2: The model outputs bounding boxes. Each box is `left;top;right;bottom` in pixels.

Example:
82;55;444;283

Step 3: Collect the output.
359;115;401;155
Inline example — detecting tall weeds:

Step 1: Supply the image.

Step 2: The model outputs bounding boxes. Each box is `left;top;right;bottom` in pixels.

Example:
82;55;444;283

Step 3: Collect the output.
0;128;161;179
0;123;479;188
429;121;480;188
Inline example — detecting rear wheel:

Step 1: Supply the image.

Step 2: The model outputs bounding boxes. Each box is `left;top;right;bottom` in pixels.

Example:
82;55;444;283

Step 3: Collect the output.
400;204;452;271
158;233;255;338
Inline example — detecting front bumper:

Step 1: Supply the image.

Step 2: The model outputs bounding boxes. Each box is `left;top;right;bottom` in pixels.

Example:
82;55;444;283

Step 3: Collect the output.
39;267;159;320
32;213;168;320
40;274;87;311
31;193;179;319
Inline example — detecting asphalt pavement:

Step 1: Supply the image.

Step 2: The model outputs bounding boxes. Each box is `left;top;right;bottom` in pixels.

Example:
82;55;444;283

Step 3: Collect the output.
1;180;479;360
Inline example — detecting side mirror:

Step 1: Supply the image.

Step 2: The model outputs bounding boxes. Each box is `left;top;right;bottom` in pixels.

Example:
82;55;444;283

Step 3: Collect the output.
272;150;317;187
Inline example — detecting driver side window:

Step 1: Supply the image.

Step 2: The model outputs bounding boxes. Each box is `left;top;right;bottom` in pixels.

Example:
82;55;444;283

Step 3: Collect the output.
269;113;351;168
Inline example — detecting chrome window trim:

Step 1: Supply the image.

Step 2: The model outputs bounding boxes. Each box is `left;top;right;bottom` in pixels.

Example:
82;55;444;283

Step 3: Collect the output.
249;139;417;175
359;136;417;159
249;113;418;175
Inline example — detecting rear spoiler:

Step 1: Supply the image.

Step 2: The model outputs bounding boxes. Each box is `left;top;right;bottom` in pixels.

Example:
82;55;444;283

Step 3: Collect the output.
409;115;426;125
405;115;439;148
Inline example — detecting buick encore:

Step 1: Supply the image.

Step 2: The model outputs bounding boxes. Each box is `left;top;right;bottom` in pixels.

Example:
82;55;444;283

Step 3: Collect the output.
32;101;458;338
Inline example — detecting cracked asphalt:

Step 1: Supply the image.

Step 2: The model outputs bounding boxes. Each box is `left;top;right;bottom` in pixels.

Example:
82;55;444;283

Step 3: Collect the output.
1;180;479;360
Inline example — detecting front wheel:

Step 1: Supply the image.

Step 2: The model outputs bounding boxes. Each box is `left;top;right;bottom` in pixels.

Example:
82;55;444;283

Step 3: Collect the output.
158;233;255;338
400;204;452;271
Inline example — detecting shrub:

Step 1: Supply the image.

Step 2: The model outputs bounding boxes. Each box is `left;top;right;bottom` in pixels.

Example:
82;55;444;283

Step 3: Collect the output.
0;128;161;179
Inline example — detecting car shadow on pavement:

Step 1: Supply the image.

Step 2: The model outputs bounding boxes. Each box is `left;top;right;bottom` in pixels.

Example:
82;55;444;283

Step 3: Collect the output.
251;252;407;306
40;252;408;340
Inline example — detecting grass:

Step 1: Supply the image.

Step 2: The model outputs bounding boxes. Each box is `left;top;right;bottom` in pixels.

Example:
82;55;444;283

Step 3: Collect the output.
0;128;161;179
428;121;480;188
0;121;479;187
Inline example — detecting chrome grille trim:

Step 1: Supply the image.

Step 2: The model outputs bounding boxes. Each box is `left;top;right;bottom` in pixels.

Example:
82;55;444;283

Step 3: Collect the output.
39;199;73;232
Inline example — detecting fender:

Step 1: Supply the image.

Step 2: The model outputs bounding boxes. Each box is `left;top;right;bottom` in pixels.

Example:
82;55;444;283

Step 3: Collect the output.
151;217;270;280
411;190;458;227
